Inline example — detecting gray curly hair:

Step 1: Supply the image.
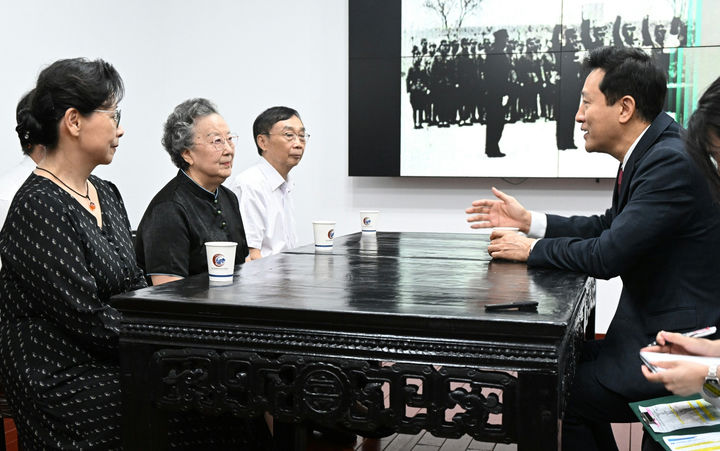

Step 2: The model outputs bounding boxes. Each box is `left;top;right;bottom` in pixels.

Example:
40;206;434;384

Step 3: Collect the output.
162;98;218;170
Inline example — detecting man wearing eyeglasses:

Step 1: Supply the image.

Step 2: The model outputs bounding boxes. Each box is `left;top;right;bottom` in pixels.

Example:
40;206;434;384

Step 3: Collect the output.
229;106;307;260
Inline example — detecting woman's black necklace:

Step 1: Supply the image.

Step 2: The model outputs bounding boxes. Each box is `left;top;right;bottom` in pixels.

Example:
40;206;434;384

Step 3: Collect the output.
36;167;96;211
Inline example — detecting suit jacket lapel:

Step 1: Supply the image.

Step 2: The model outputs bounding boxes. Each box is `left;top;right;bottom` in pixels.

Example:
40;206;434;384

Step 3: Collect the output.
616;112;674;209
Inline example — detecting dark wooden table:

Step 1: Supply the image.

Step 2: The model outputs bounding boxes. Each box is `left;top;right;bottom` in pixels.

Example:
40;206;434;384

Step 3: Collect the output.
111;232;595;450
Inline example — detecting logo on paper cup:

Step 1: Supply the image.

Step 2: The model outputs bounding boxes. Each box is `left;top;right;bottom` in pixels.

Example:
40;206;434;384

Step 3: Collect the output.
363;217;372;226
212;253;226;267
328;229;335;239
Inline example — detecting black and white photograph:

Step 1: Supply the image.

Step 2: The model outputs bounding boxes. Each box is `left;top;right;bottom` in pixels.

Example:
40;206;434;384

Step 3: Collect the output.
399;0;717;177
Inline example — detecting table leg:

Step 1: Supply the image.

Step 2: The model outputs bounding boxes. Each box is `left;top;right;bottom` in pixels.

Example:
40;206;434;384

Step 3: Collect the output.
585;307;596;341
119;343;169;449
272;421;307;451
517;373;559;450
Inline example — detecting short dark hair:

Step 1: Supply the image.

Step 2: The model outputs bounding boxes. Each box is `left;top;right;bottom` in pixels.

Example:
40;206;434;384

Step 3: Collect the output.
161;98;218;170
28;58;124;149
583;46;666;123
252;106;301;155
15;89;36;156
686;76;720;202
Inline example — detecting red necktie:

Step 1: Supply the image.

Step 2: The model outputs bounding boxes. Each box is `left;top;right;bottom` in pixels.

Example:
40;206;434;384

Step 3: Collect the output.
618;167;624;189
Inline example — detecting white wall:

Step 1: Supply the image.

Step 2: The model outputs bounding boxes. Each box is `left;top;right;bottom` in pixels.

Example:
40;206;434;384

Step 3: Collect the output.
0;0;623;332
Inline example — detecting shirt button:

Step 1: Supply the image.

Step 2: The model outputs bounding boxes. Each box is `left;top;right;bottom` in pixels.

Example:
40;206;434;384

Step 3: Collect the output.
217;210;222;215
221;221;227;228
214;199;218;204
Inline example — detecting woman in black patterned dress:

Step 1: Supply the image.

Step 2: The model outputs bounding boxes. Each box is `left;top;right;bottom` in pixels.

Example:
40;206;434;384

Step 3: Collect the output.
0;58;146;449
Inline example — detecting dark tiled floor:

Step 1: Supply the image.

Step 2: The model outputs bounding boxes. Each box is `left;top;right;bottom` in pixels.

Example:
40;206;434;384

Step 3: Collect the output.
307;371;517;451
355;432;517;451
306;431;517;451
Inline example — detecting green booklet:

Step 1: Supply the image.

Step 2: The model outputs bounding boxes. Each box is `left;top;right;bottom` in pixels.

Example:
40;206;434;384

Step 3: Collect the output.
630;394;720;451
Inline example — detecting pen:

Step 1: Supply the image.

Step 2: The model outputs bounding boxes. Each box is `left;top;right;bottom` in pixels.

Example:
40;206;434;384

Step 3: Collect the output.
647;326;717;347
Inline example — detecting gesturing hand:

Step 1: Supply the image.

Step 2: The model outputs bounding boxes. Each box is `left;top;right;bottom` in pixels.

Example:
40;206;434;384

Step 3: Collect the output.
466;187;532;233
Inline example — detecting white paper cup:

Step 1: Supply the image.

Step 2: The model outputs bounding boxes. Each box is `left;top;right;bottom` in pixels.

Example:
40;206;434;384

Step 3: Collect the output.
312;221;336;252
205;241;237;281
360;210;379;233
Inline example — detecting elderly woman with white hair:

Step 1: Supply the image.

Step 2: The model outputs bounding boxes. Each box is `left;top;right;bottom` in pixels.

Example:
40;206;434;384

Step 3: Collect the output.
136;98;249;286
134;98;269;447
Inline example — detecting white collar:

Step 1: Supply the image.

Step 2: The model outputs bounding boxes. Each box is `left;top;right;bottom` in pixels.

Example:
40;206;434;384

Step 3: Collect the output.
258;158;292;192
622;125;650;169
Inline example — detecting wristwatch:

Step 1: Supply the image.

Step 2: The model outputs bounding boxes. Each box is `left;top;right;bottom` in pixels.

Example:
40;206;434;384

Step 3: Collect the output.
703;365;720;399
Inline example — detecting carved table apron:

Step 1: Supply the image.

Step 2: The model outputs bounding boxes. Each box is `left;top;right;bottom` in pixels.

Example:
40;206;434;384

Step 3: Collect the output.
111;232;595;450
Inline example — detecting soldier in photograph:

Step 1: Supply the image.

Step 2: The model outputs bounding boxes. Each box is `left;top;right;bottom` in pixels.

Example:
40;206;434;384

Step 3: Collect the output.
484;29;512;157
407;48;429;129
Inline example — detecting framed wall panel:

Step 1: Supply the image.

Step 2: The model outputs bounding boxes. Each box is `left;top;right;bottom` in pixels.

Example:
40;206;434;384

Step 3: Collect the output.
349;0;714;178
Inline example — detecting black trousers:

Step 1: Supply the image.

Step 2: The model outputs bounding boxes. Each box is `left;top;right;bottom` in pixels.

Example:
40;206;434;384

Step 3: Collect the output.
562;339;638;451
485;97;505;154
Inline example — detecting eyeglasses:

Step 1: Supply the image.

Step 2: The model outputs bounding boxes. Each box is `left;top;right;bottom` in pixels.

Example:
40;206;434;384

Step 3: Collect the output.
94;108;121;126
205;134;239;151
266;131;310;143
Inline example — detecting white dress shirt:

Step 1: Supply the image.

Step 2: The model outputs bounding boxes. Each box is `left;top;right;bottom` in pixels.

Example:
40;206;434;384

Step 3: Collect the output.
0;156;36;270
228;158;298;257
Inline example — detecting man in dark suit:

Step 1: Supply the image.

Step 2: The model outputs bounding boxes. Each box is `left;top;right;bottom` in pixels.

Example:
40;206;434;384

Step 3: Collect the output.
465;46;720;450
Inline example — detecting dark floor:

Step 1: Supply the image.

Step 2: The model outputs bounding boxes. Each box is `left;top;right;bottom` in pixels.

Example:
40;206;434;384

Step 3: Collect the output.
306;374;517;451
2;417;644;451
307;431;517;451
